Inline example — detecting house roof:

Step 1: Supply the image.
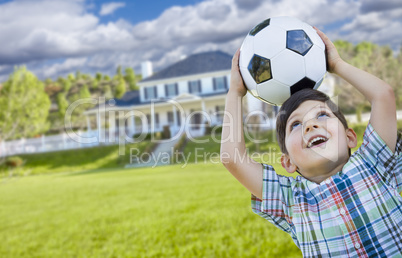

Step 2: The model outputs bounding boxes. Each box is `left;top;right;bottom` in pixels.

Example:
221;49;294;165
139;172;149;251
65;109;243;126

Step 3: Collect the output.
140;51;232;82
111;89;228;108
86;51;231;112
113;90;141;106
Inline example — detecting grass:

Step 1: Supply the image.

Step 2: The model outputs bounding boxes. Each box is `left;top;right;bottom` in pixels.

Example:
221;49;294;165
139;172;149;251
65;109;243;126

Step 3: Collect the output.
0;141;152;176
1;122;400;257
0;163;301;257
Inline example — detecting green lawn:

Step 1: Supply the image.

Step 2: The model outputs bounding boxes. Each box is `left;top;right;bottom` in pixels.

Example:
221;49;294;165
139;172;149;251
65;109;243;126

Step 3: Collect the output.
0;163;301;258
2;122;399;257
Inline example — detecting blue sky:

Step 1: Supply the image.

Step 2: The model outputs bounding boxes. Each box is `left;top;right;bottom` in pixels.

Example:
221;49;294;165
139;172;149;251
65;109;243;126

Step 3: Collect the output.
0;0;401;82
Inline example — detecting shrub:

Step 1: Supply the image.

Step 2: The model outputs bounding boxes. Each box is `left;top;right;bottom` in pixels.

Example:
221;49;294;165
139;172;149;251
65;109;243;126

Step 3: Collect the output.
162;125;171;139
171;134;187;163
5;156;24;168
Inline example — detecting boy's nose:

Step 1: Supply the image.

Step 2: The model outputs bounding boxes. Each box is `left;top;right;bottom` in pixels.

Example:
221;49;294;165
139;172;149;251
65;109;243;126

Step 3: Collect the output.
303;120;319;134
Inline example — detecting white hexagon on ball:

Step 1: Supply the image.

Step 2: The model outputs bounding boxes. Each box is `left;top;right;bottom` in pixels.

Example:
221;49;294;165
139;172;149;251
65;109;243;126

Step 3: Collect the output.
271;49;306;86
239;35;255;70
304;45;327;82
257;79;290;106
253;25;287;59
270;16;304;31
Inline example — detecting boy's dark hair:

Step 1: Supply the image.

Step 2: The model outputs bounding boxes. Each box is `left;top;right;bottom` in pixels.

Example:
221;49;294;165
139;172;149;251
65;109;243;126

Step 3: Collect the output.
276;88;349;155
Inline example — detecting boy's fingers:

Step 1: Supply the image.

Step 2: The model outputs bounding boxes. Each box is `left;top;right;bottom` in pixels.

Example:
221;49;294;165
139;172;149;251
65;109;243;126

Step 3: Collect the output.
314;27;331;44
232;48;240;69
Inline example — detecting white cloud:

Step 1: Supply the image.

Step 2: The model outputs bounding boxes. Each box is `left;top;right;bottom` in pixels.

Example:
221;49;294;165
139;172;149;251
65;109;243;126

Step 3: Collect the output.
0;0;400;82
99;2;125;16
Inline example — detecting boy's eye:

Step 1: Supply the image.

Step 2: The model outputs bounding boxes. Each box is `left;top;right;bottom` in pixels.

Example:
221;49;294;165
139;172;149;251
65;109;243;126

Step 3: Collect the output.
317;112;330;119
291;121;301;130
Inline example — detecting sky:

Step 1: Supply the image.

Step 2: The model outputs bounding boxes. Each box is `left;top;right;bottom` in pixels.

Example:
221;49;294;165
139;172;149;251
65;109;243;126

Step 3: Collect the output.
0;0;401;82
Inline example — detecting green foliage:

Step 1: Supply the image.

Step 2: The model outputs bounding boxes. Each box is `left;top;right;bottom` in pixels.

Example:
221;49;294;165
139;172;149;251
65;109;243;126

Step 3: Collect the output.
65;84;94;129
91;79;99;90
63;77;72;92
115;77;126;99
103;85;113;100
56;92;69;119
67;73;75;82
335;40;402;112
5;156;24;168
116;65;122;77
95;72;103;81
124;67;138;90
0;66;51;140
75;70;82;81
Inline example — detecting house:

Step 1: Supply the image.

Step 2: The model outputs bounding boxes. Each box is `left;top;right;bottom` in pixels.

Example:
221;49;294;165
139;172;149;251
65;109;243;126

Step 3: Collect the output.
83;50;334;142
83;51;269;141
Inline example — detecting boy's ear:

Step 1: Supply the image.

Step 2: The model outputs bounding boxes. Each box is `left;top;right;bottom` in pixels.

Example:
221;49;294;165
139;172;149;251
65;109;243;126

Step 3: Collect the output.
281;154;297;174
346;128;357;149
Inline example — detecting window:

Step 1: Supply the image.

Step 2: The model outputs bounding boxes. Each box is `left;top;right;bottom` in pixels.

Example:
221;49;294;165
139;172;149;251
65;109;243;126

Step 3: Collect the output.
188;80;201;94
165;83;178;97
215;105;225;123
167;111;181;126
144;86;157;100
146;113;159;128
213;77;227;91
167;112;173;125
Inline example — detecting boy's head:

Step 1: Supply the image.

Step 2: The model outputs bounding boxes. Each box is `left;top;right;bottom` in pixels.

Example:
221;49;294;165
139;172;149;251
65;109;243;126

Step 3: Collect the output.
276;89;357;180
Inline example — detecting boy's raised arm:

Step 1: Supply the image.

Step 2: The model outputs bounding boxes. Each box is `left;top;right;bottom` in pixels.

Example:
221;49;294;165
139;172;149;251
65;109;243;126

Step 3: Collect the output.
220;49;263;199
315;28;397;152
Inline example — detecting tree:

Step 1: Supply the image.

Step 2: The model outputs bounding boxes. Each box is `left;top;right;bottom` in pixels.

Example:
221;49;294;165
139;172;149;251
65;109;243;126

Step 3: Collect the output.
95;72;102;81
124;67;138;90
104;85;113;100
116;65;123;77
56;92;69;119
334;41;402;113
67;84;93;129
0;66;51;141
115;77;126;99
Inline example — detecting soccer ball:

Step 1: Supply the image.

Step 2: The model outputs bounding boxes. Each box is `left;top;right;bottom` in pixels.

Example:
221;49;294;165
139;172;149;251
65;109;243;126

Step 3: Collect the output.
239;16;327;106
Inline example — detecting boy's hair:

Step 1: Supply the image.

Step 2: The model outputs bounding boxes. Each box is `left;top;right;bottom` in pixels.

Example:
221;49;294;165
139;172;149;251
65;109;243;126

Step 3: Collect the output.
276;88;349;155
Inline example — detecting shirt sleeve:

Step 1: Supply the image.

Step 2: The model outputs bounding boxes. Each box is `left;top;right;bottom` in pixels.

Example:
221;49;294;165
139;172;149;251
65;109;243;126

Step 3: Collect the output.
357;123;402;194
251;164;295;233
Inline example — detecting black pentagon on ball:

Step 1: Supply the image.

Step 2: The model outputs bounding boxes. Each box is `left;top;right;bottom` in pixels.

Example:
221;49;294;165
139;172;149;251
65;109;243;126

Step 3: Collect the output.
290;77;316;95
248;54;272;84
249;19;270;36
286;30;313;56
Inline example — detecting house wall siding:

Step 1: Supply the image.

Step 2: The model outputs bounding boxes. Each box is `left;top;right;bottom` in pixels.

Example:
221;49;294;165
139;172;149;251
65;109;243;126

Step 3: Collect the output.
139;71;231;103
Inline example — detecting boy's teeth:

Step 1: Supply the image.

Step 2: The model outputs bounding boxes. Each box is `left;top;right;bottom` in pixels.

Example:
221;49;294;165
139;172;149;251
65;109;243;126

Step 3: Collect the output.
308;137;327;148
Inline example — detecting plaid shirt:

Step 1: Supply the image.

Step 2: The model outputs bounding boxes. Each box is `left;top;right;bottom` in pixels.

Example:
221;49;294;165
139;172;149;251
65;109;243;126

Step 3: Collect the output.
252;124;402;257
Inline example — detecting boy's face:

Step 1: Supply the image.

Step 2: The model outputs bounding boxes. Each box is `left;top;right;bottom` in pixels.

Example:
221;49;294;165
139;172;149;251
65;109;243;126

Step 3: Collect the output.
281;100;357;182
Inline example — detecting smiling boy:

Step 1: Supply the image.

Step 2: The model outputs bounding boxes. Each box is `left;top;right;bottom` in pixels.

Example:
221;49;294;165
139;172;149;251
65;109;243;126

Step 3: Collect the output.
220;28;402;257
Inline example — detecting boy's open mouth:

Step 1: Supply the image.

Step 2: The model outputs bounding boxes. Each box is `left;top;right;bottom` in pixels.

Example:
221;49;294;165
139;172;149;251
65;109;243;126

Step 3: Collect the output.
307;136;328;148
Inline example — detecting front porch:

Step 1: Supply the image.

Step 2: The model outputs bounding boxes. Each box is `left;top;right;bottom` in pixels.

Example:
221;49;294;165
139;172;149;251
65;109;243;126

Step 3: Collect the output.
84;93;226;141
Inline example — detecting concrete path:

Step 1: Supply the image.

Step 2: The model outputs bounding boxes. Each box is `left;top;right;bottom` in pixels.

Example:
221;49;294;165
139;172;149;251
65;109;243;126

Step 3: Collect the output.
125;135;183;168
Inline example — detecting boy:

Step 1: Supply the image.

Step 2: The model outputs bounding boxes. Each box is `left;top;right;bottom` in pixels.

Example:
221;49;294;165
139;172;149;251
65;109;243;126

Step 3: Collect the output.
220;28;402;257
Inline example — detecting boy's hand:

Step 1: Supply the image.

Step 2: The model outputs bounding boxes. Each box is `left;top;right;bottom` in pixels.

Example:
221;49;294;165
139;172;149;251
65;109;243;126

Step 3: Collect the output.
229;49;248;97
314;27;397;152
314;27;343;74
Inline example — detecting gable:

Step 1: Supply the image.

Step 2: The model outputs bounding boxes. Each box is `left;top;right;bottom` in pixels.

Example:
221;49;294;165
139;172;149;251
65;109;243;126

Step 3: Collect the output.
140;51;232;83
